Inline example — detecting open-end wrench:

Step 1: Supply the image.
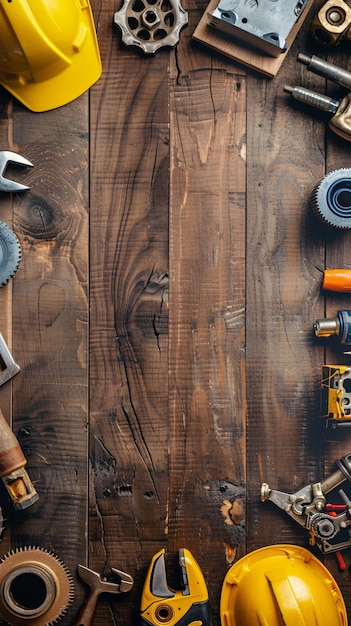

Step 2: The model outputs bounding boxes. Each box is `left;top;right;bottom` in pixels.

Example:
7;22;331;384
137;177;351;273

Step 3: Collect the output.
73;564;133;626
0;150;33;192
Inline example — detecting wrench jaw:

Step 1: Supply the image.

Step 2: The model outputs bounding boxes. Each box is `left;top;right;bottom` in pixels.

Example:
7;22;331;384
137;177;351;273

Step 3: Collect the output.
140;548;211;625
110;567;134;593
0;150;33;192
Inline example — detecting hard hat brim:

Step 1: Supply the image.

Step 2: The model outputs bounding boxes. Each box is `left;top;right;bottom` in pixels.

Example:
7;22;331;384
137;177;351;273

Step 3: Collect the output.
0;12;102;112
220;544;347;626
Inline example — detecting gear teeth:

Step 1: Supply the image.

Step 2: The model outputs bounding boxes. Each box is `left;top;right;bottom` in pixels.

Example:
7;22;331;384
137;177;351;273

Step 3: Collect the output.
310;184;338;228
0;221;22;287
0;546;74;625
310;168;351;229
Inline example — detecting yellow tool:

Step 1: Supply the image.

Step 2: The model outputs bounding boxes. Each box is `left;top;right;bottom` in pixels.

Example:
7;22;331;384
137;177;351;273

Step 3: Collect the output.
321;365;351;425
140;548;210;625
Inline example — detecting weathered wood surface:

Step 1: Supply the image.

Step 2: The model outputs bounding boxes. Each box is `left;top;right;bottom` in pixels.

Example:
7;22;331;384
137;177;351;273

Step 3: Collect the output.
0;0;350;624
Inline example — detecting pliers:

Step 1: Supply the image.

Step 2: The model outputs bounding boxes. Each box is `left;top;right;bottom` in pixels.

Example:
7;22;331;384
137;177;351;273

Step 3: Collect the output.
140;548;211;625
0;150;33;192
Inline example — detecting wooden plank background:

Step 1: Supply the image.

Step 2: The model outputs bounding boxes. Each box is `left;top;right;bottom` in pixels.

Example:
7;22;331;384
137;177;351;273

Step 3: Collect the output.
0;0;351;624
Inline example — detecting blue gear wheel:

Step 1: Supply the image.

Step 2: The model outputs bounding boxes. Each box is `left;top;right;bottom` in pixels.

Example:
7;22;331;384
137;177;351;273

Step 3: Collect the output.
311;168;351;229
0;221;21;287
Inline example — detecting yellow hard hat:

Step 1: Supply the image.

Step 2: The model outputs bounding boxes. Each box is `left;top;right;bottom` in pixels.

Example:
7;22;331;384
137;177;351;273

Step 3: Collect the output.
221;544;347;626
0;0;102;112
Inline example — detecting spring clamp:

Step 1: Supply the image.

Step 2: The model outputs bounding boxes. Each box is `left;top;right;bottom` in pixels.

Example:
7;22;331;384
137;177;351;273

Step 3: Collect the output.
140;548;211;625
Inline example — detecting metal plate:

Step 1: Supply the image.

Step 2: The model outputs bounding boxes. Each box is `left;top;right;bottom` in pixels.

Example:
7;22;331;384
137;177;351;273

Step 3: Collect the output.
208;0;308;57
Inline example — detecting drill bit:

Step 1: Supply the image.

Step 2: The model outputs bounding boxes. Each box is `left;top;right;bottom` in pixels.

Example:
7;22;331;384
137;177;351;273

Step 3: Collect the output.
283;85;340;114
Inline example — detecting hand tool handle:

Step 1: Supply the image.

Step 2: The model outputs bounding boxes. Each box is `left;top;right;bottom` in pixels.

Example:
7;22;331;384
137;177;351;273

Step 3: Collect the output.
73;590;100;626
140;600;211;625
323;269;351;292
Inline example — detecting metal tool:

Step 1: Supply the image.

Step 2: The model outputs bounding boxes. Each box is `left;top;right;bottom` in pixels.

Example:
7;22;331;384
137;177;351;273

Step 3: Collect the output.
74;564;133;626
0;508;4;542
322;268;351;291
114;0;188;54
314;310;351;346
0;151;33;192
311;0;351;47
208;0;309;58
0;221;22;287
261;452;351;552
0;546;74;625
0;333;20;387
320;365;351;425
140;548;211;625
284;53;351;141
310;169;351;229
0;408;38;510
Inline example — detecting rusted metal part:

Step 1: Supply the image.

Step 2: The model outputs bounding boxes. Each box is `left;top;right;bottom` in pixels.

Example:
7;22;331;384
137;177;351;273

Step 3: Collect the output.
114;0;188;54
0;546;74;625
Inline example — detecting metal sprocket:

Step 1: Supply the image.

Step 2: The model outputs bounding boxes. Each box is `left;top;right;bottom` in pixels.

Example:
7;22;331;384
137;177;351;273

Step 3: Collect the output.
311;168;351;229
0;222;21;287
0;546;74;625
114;0;188;54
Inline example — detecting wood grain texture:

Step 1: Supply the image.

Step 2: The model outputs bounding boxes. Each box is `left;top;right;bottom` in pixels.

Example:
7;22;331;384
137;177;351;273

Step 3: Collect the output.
89;2;170;622
0;95;89;623
1;0;351;624
167;8;246;620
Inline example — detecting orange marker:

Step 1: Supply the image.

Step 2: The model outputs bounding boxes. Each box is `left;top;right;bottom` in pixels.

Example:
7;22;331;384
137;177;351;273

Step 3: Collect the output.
323;269;351;293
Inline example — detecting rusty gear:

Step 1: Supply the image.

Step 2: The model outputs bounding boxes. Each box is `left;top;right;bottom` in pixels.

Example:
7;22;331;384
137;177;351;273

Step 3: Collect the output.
114;0;188;54
0;546;74;625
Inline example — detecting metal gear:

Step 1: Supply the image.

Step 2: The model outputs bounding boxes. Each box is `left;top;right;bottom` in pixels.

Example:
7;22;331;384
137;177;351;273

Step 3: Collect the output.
114;0;188;54
0;222;21;287
0;546;74;625
311;513;338;540
311;168;351;229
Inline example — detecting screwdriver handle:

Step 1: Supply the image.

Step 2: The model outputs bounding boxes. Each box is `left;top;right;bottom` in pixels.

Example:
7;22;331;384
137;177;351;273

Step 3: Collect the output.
73;589;100;626
323;269;351;292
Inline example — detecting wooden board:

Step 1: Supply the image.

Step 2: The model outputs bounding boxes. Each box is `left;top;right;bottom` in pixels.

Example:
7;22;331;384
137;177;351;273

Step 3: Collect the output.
192;0;315;78
1;0;351;624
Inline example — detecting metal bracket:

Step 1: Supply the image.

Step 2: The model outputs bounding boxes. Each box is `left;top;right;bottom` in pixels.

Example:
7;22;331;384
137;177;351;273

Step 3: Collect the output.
208;0;309;57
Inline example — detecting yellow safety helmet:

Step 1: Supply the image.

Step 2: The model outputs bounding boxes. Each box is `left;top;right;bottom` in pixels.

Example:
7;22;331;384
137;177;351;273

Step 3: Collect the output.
221;544;347;626
0;0;102;112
